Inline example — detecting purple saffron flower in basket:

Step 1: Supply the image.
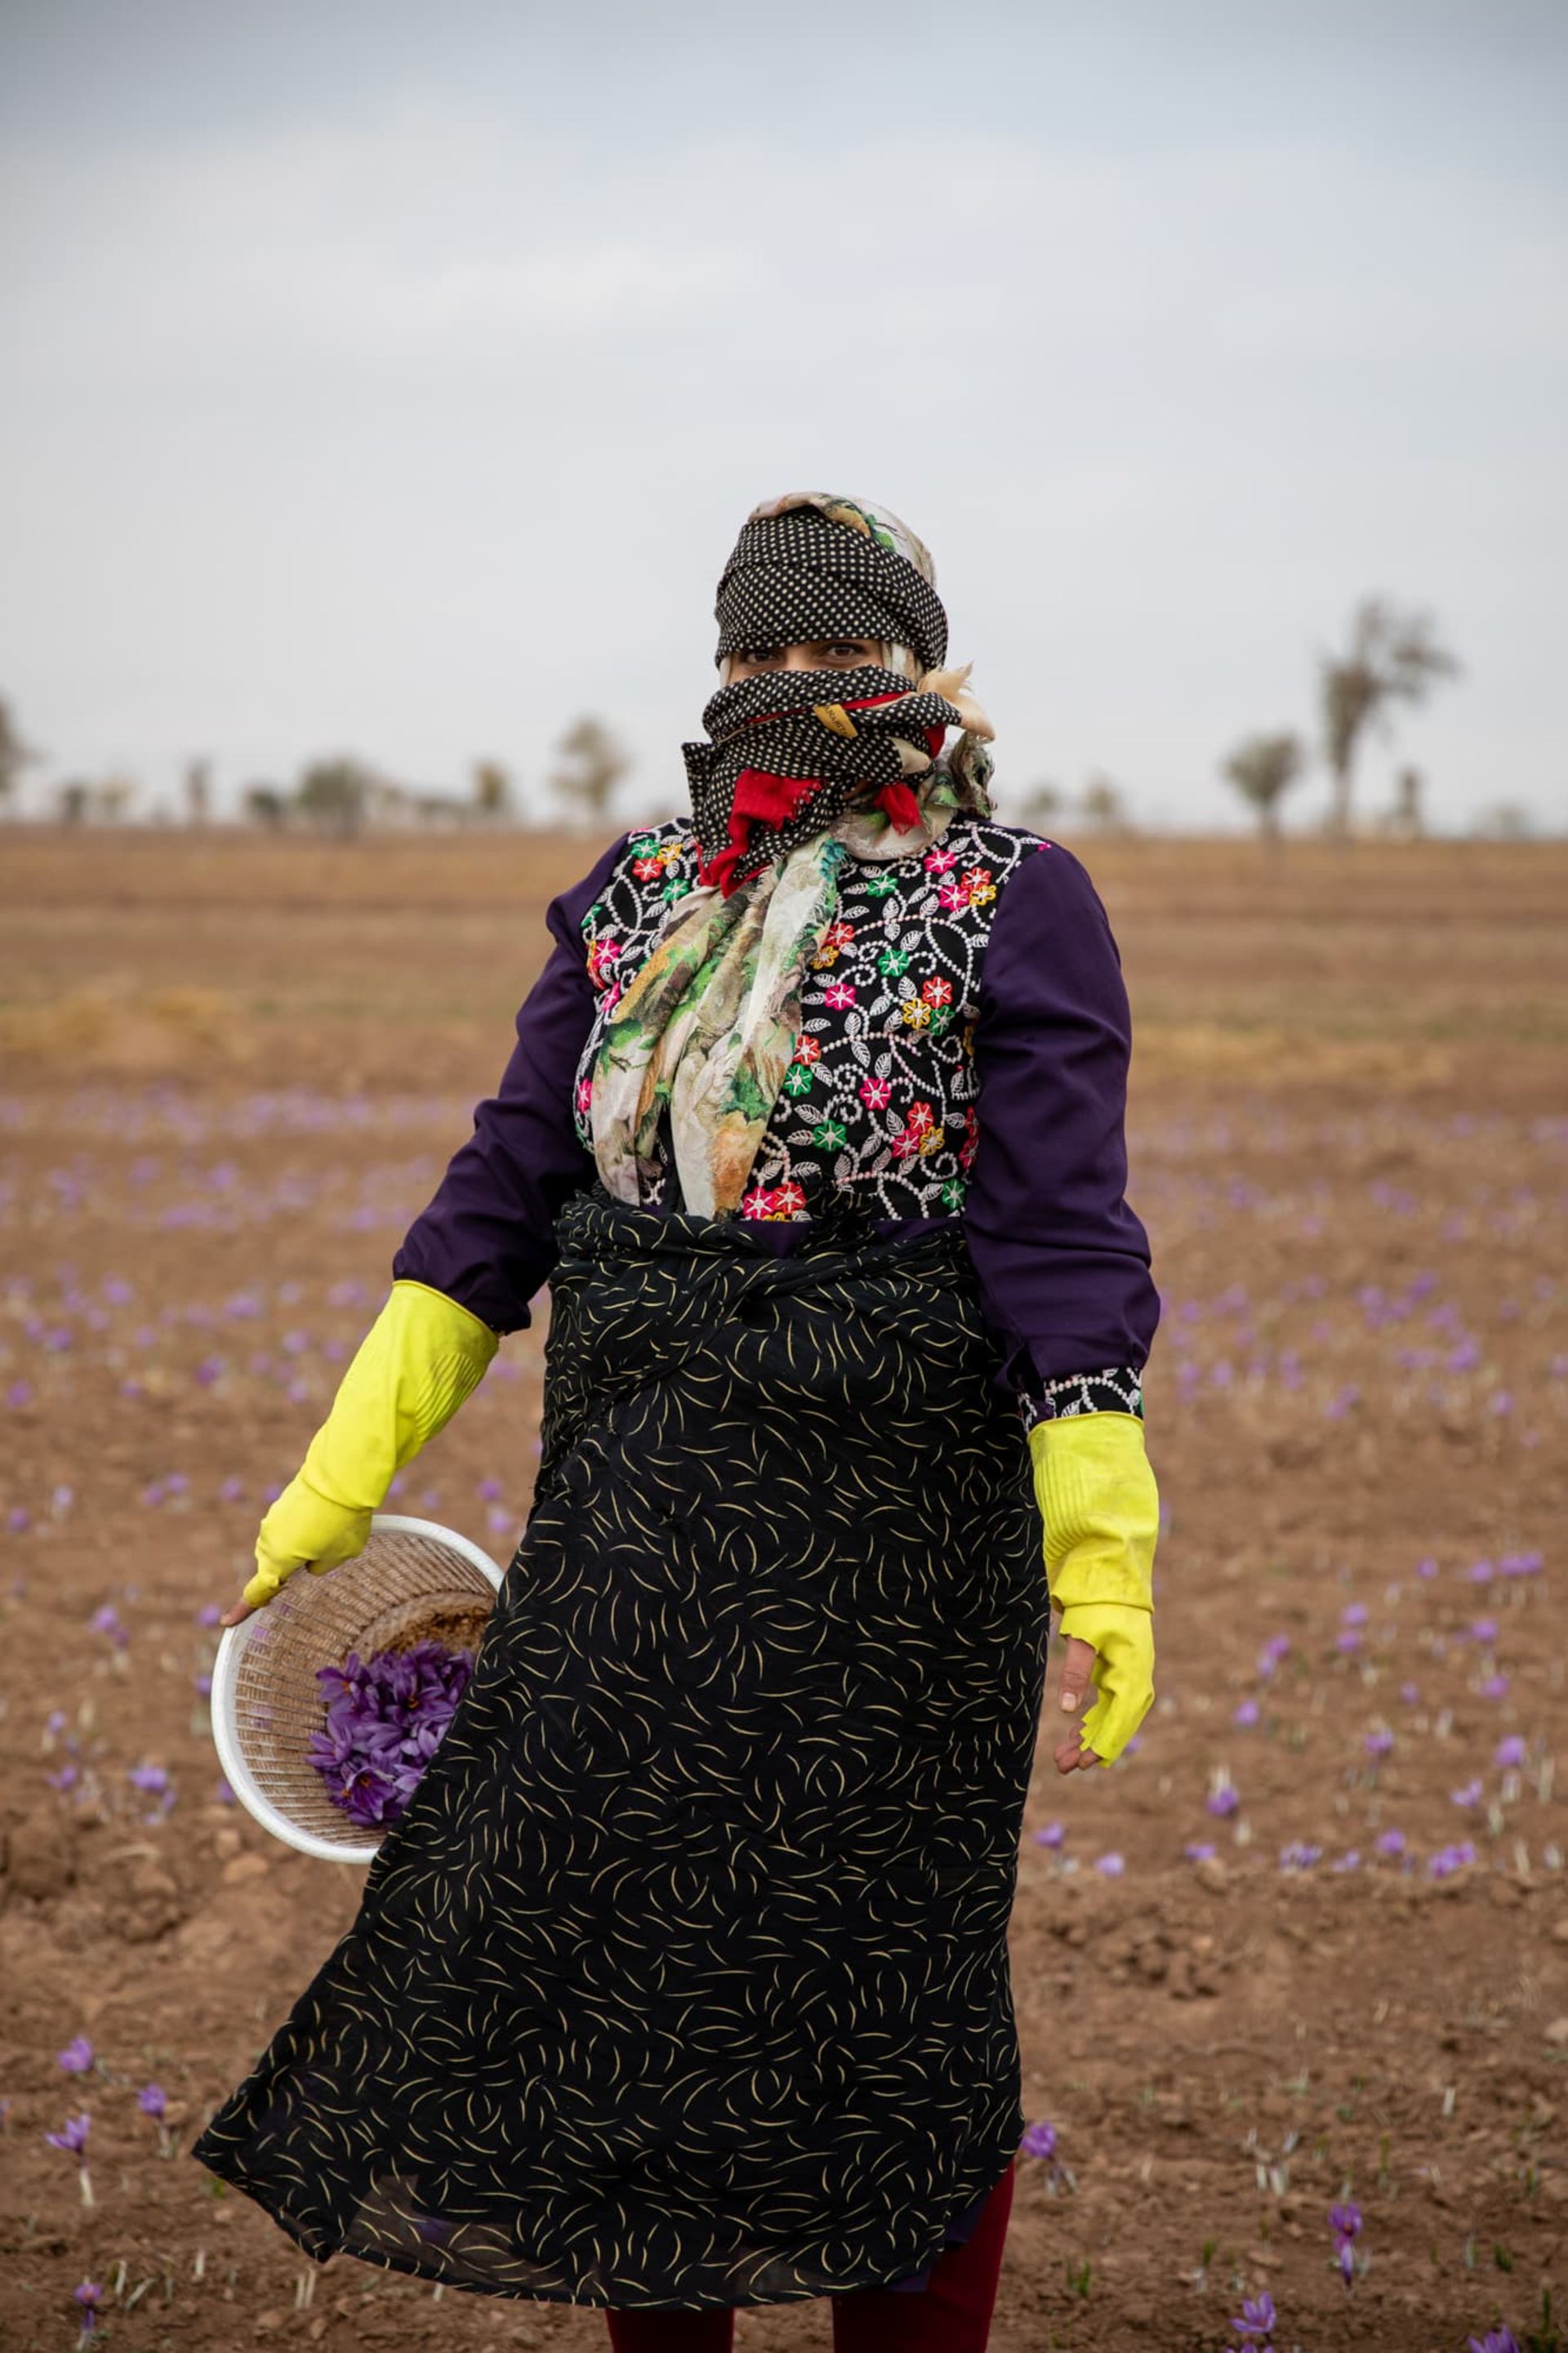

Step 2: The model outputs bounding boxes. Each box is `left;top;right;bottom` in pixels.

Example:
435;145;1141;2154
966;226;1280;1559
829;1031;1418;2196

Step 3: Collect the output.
308;1638;476;1830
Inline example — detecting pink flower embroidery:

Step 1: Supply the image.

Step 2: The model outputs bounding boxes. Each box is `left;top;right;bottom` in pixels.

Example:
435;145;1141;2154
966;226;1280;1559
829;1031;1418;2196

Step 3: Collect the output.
890;1129;922;1161
575;1078;593;1112
822;981;857;1010
742;1185;777;1219
924;848;956;874
859;1076;893;1110
937;878;970;911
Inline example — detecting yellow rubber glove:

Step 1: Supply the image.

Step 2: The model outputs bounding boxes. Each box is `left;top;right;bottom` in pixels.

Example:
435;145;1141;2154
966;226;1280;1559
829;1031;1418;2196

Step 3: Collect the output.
242;1280;499;1610
1028;1410;1158;1767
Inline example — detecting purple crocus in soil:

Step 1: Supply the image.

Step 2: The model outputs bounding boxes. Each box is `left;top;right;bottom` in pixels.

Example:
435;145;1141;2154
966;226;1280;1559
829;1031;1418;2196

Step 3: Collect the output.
73;2280;102;2335
1230;2288;1276;2337
1033;1820;1065;1848
1233;1697;1260;1727
47;2112;91;2155
1374;1828;1407;1858
1329;2198;1361;2286
307;1639;476;1830
1364;1727;1394;1758
1494;1734;1527;1769
56;2036;93;2074
1450;1777;1483;1810
1094;1851;1125;1877
1019;2120;1057;2159
1468;2329;1521;2353
137;2082;167;2119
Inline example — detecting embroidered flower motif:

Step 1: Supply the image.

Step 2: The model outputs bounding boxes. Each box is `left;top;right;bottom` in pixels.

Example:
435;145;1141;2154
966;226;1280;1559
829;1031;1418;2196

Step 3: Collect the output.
920;1125;947;1157
742;1184;777;1219
859;1076;893;1110
782;1065;814;1099
864;872;900;898
877;948;912;978
937;877;970;911
940;1177;966;1209
968;881;997;907
586;937;622;988
822;981;857;1009
901;999;933;1030
793;1036;822;1065
576;1077;593;1113
906;1101;936;1135
814;1119;848;1150
924;847;957;873
822;920;855;953
920;976;953;1007
959;1107;981;1170
810;943;841;969
632;857;664;881
772;1180;807;1216
661;876;692;902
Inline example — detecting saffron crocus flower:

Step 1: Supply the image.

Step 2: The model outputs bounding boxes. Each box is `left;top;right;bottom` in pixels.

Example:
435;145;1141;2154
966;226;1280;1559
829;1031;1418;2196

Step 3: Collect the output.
1185;1841;1217;1861
1374;1828;1407;1857
1020;2120;1057;2159
1094;1852;1125;1877
73;2280;102;2337
1450;1778;1483;1810
1033;1820;1065;1848
1233;1697;1260;1727
137;2083;167;2119
47;2112;91;2154
1364;1727;1394;1758
1329;2199;1361;2287
57;2036;93;2074
1494;1734;1527;1769
1468;2330;1522;2353
1230;2288;1277;2337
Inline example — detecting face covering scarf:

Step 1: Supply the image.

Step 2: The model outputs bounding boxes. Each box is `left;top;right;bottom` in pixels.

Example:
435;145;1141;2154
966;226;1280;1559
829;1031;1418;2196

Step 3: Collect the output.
589;492;996;1218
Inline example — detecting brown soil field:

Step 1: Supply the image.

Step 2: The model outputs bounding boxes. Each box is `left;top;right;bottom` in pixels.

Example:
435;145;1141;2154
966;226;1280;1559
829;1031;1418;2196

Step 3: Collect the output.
2;825;1566;2353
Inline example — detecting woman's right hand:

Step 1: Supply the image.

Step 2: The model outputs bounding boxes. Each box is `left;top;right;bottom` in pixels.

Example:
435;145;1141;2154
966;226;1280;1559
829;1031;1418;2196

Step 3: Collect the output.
232;1472;374;1616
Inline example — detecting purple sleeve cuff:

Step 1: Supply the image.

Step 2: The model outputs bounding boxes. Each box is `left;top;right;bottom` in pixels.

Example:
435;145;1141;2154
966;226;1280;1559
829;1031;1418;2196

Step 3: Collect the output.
963;840;1160;1399
390;834;629;1332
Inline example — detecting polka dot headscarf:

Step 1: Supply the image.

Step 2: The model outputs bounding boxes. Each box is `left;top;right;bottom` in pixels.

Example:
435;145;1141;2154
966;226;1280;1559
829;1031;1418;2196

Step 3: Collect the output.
713;493;949;675
684;492;987;897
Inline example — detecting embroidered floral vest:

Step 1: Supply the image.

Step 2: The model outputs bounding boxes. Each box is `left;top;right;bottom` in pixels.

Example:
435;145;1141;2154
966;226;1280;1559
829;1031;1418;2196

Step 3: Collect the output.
569;814;1145;1430
572;814;1042;1222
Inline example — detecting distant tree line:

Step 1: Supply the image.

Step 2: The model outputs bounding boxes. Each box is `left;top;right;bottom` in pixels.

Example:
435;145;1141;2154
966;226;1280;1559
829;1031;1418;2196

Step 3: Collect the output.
0;710;634;836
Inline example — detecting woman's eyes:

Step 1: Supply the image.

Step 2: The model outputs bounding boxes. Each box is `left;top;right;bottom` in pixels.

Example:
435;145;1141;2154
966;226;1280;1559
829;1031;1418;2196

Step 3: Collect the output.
822;642;873;663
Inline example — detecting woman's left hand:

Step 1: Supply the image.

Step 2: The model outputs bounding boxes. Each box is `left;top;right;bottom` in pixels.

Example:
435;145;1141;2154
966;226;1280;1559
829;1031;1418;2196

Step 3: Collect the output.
1050;1603;1155;1771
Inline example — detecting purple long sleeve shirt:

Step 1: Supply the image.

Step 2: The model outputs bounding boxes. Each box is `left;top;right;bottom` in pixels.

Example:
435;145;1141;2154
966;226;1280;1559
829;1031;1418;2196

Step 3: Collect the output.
393;827;1159;1401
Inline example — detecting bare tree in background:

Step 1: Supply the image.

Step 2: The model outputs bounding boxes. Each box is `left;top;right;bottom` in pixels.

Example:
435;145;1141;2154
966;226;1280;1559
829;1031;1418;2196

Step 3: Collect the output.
185;759;212;826
550;717;629;831
244;784;289;831
1017;781;1065;830
296;757;375;839
472;760;514;823
0;697;41;816
1222;730;1305;846
1388;766;1424;841
1318;599;1459;839
1080;774;1129;833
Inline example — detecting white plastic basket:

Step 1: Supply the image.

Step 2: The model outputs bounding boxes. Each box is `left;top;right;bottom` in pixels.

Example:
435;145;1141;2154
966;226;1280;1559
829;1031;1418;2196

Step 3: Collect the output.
211;1513;504;1864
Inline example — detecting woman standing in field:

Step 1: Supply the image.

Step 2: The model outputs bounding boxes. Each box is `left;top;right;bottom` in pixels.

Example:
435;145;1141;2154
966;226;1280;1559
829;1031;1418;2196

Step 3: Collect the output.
194;492;1160;2351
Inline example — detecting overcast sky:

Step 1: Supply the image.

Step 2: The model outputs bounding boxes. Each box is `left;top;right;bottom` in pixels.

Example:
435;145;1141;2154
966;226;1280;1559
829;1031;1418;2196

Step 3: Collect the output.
2;0;1564;834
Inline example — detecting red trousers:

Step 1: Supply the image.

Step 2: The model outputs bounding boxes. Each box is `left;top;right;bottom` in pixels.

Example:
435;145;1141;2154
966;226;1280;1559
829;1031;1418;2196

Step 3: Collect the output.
604;2160;1015;2353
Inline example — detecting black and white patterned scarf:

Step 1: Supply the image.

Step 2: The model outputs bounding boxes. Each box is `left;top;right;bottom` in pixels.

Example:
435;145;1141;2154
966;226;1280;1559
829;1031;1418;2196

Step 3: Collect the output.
683;497;965;896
